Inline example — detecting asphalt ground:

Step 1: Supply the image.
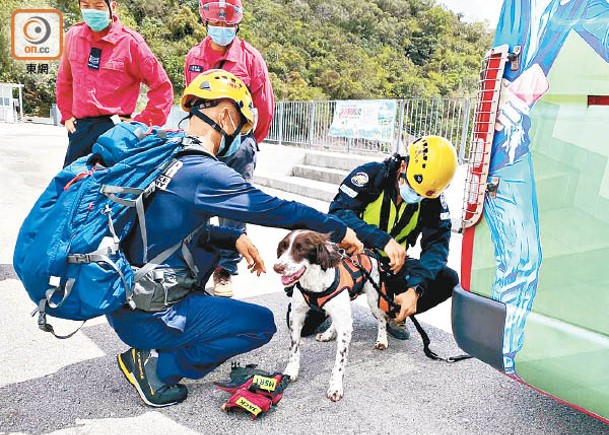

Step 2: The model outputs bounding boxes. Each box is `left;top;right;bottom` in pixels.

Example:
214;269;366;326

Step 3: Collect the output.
1;122;608;434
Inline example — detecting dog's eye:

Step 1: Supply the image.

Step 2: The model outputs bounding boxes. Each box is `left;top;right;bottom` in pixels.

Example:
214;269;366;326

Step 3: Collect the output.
294;243;302;251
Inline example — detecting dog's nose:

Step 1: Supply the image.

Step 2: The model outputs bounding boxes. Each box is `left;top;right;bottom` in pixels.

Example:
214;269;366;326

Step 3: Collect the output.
273;263;286;274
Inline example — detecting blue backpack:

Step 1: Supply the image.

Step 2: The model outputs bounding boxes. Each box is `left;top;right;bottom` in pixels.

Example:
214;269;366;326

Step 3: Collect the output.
13;122;204;337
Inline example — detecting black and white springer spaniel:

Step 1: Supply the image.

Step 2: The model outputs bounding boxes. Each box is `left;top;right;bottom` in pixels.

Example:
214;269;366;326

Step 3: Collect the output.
274;229;389;401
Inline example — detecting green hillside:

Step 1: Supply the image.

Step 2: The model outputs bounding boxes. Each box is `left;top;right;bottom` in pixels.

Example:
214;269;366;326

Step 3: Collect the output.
0;0;492;116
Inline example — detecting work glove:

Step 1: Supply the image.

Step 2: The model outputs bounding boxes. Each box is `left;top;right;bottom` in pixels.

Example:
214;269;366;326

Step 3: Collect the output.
220;386;273;419
215;363;290;418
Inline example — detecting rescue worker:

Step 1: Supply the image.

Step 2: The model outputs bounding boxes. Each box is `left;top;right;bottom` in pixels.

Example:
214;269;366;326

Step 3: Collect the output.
321;136;460;340
110;70;363;408
56;0;173;167
184;0;275;298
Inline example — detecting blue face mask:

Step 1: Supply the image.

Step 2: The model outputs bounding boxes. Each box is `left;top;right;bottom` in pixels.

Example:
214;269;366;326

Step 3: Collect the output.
81;8;111;32
399;178;424;204
218;131;242;159
218;114;243;158
207;25;237;47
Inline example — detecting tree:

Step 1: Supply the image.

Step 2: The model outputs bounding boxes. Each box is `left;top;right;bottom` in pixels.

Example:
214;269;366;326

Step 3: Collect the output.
0;0;492;115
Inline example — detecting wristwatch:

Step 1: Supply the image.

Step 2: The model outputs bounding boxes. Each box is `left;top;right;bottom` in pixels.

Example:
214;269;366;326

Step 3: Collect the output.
412;284;425;297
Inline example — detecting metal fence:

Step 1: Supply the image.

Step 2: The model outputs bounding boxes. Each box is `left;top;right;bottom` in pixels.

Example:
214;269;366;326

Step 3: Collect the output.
161;98;474;159
266;98;474;160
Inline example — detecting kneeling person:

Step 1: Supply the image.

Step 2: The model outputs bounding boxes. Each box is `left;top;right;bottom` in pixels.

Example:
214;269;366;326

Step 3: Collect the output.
326;136;459;337
110;70;363;407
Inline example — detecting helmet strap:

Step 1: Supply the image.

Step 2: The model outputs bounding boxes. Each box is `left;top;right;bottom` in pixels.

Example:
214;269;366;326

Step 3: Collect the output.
189;105;245;156
190;104;226;136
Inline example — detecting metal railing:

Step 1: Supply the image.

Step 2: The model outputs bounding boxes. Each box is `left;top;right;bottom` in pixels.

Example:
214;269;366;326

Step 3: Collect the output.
266;98;474;159
162;97;475;159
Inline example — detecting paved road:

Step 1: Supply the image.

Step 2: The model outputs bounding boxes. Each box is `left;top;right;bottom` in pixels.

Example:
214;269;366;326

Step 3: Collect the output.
1;122;607;434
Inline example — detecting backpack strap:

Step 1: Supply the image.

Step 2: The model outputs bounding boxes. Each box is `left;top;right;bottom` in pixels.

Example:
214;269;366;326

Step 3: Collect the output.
32;279;85;339
133;224;203;283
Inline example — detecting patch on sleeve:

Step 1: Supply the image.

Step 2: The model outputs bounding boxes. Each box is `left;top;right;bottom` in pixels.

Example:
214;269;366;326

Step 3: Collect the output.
350;172;369;188
340;183;358;198
439;194;449;210
189;65;203;72
440;211;451;221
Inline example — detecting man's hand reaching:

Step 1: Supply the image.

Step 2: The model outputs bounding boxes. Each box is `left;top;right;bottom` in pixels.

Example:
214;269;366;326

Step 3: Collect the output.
339;228;364;255
393;288;420;322
383;238;406;273
235;234;266;276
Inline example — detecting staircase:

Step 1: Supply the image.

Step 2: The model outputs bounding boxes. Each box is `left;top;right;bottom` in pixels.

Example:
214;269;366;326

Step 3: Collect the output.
254;144;381;202
254;143;466;231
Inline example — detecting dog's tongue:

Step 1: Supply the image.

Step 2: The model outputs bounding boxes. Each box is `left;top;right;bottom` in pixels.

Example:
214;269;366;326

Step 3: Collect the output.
281;275;295;286
281;266;306;286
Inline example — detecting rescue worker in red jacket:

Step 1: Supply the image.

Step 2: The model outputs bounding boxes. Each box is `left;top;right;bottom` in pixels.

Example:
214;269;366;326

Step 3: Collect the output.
184;0;275;298
56;0;173;167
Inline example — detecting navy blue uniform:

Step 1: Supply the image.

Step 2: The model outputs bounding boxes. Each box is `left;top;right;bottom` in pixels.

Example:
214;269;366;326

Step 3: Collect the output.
108;152;347;384
329;156;457;312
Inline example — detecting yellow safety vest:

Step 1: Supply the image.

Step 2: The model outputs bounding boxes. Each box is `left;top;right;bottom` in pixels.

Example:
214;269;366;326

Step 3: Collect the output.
361;191;421;247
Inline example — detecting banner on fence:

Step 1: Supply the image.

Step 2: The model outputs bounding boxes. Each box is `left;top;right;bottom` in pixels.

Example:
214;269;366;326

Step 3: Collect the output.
328;99;397;142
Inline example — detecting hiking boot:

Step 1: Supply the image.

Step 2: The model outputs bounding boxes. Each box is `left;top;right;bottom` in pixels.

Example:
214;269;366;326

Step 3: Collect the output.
213;268;234;298
387;319;411;340
117;348;188;407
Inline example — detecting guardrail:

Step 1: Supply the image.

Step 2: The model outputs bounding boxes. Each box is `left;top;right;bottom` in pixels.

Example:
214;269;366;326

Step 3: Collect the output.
266;98;474;159
51;97;475;160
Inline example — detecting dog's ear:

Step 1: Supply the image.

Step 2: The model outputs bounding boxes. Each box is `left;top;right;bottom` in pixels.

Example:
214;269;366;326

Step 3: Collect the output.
277;234;290;258
316;240;341;271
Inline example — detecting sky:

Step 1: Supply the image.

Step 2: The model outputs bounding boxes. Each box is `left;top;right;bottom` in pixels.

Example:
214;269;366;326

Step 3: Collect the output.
439;0;504;26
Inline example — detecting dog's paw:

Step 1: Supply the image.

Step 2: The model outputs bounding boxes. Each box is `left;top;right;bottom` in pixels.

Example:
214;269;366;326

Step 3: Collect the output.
316;330;336;342
327;386;344;402
283;365;299;382
374;341;388;350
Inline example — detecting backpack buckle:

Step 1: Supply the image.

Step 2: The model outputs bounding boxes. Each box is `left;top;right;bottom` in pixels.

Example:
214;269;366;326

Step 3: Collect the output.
68;254;91;264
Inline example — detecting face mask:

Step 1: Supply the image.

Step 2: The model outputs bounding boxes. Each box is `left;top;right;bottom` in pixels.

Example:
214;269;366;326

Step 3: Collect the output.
207;25;237;46
218;131;242;159
399;177;424;204
218;114;243;159
81;8;111;32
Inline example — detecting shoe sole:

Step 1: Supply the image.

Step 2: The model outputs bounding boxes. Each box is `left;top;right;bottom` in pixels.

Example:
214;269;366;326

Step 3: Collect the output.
117;354;184;408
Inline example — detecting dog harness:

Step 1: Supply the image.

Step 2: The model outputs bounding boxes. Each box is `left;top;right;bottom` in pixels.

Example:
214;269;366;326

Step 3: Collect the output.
295;253;393;313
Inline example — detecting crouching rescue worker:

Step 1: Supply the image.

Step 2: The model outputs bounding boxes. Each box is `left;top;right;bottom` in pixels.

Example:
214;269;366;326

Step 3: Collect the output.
306;136;459;339
109;70;363;408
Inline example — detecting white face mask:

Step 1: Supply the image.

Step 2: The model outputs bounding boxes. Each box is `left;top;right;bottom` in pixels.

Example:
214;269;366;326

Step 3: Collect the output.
399;176;424;204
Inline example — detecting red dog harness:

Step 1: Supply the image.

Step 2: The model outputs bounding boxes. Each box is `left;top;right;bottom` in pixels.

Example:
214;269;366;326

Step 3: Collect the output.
295;253;393;313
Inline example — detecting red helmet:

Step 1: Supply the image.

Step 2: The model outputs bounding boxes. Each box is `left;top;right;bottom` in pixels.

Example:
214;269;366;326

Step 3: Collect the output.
199;0;243;25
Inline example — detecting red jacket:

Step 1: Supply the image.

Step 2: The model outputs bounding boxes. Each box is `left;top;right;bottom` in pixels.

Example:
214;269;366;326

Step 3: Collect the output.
184;36;274;143
56;17;173;126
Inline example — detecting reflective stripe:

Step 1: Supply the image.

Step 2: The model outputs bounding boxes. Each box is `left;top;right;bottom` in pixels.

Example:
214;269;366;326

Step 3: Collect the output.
361;191;421;249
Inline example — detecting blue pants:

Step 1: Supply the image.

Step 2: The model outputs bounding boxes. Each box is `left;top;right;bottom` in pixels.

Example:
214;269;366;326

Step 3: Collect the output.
107;294;276;384
217;134;258;274
63;116;115;167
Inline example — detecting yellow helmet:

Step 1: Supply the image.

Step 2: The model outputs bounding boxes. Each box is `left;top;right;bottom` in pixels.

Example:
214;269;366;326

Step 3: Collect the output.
406;135;457;199
181;69;256;134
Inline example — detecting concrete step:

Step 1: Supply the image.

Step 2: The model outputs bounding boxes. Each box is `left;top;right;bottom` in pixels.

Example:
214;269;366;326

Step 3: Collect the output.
254;173;338;202
304;151;382;172
292;164;349;185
